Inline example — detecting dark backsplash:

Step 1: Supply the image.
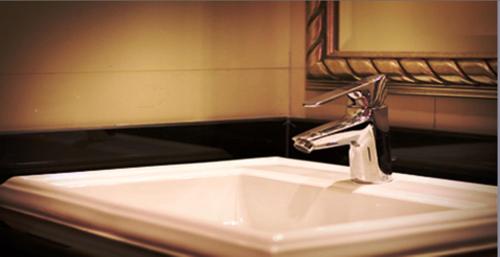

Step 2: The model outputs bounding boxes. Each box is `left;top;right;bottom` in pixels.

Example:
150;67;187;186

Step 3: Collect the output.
0;118;496;185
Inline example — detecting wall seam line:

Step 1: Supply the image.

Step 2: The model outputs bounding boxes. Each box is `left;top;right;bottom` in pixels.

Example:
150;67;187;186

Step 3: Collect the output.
0;67;291;76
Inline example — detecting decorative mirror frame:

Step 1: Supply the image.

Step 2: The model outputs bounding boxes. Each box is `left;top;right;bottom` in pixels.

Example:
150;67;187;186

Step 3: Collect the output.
307;1;497;99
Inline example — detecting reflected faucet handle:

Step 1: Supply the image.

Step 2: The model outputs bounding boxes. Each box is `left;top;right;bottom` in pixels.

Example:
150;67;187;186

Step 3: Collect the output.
303;75;388;109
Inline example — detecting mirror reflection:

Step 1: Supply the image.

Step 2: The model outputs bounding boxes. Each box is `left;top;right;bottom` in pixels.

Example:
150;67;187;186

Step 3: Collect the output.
338;1;496;54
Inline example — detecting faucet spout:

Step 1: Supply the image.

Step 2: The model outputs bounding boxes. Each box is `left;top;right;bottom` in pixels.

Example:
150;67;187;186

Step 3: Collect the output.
294;127;364;152
293;108;371;153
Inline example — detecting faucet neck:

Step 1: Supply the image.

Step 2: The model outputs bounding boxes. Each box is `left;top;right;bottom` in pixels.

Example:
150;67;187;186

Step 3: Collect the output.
349;124;392;183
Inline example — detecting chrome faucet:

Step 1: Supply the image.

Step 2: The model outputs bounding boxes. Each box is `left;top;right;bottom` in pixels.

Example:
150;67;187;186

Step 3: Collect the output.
293;75;392;184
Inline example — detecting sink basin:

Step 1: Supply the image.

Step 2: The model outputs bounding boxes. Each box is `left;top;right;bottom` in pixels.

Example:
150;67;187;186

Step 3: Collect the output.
0;157;496;256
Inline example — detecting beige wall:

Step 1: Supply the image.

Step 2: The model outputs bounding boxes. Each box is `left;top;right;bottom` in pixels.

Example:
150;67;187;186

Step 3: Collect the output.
0;2;496;135
0;2;296;132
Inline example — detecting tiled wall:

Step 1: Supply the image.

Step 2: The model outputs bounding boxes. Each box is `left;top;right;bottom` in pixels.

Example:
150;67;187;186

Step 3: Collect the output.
0;2;297;132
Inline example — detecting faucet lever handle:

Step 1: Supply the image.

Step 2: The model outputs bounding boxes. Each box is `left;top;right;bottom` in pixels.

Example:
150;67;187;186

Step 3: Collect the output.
303;75;388;108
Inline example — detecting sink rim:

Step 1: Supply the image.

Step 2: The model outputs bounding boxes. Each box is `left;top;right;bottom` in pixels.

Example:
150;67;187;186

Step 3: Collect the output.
0;157;496;256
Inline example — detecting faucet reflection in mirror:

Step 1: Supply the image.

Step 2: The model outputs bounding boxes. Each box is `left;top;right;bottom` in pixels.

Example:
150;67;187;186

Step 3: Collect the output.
293;75;392;184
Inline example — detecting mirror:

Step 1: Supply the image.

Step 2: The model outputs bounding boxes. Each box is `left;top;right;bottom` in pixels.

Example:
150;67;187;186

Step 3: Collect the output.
307;1;497;99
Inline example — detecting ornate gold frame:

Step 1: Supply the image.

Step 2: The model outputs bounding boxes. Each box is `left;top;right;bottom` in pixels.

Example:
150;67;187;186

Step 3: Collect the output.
307;1;497;99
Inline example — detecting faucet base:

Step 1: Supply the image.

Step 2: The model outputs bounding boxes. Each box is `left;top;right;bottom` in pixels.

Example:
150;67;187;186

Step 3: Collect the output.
351;175;392;184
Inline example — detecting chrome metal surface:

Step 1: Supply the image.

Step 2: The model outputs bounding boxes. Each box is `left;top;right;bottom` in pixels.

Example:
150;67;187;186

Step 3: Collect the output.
293;75;392;183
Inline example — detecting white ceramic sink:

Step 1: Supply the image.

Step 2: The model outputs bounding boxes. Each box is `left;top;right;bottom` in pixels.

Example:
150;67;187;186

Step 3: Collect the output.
0;157;496;256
